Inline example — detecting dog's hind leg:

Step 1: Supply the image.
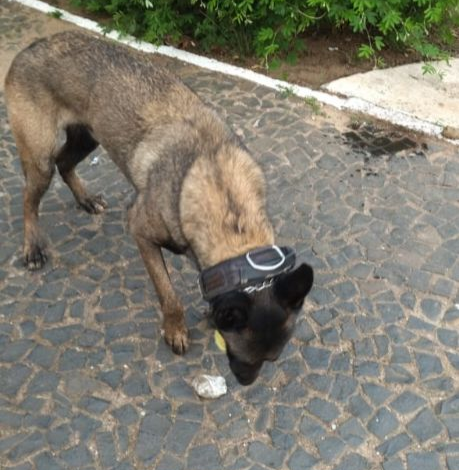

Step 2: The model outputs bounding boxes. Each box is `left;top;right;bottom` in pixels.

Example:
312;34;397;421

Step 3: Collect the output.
56;125;107;214
6;97;57;270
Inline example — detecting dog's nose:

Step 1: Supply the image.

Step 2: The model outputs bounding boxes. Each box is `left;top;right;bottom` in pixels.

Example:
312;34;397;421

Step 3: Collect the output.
236;372;258;385
232;365;260;385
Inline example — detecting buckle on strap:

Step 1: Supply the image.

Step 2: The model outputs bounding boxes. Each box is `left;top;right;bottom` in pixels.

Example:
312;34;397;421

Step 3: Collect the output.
246;245;286;271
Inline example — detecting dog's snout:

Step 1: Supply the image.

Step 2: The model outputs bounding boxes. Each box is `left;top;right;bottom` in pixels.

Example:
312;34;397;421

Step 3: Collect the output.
228;356;262;386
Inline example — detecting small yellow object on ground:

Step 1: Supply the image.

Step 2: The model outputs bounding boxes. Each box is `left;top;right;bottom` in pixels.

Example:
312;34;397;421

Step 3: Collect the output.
214;330;226;352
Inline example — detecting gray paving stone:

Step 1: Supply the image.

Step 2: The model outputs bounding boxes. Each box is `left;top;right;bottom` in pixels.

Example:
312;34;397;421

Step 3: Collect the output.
41;325;84;346
330;352;351;372
447;456;459;470
390;391;427;414
382;458;405;470
47;424;72;450
330;374;359;402
19;321;36;337
188;444;222;470
288;448;318;470
318;436;345;462
105;322;137;343
385;365;415;384
269;429;295;451
122;372;151;396
59;349;87;370
439;394;459;414
415;352;443;379
367;407;399;439
27;371;60;394
438;328;459;349
354;338;375;358
0;365;32;396
306;397;340;424
446;352;459;370
0;433;28;454
0;339;35;362
306;373;332;393
116;426;130;455
424;377;453;394
362;382;391;406
299;416;327;442
5;464;34;470
20;396;44;412
156;455;185;470
26;344;57;369
110;343;136;365
112;404;138;426
78;396;111;414
71;414;102;441
320;327;340;344
248;441;285;468
391;346;411;364
385;325;415;344
301;346;331;369
376;433;412;458
407;452;441;470
275;405;300;430
77;329;104;347
377;303;404;323
60;443;93;467
165;420;200;454
420;299;443;320
0;410;23;429
407;316;435;331
43;300;66;323
97;369;124;389
136;412;172;463
95;432;117;468
407;408;443;443
355;360;380;377
338;418;368;447
7;431;46;461
442;416;459;438
348;395;373;420
333;453;369;470
34;451;65;470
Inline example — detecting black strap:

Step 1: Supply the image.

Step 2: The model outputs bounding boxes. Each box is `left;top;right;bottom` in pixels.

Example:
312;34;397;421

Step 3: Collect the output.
199;245;296;301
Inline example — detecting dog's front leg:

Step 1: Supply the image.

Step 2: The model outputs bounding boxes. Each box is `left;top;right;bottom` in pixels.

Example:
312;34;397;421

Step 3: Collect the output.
132;233;189;354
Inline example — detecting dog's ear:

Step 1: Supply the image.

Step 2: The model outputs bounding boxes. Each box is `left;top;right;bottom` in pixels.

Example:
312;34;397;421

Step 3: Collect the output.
274;263;314;311
213;292;250;331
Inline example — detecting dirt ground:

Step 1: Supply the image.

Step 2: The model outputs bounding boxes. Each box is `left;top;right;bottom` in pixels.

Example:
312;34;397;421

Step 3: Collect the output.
47;0;458;90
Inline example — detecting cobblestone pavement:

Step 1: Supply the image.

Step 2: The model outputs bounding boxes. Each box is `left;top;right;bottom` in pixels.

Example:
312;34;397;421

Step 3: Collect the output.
1;3;459;470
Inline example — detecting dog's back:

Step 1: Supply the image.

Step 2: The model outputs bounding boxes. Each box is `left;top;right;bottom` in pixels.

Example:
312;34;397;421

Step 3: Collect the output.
5;31;209;175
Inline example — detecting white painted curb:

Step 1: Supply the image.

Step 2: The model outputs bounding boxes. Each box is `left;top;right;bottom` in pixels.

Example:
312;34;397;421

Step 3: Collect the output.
9;0;457;144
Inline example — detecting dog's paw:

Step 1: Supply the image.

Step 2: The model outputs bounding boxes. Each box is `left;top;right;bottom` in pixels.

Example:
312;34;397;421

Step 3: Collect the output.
79;194;107;214
164;324;189;355
24;243;48;271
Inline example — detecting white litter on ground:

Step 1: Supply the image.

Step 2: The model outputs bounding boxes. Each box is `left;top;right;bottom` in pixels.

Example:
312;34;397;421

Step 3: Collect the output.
192;374;227;399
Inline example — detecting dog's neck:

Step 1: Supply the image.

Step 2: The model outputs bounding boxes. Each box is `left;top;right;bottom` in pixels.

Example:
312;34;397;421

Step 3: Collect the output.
180;144;274;269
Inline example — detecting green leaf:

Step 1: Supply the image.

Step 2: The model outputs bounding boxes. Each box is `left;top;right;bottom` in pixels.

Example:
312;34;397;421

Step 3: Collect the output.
257;26;274;42
358;43;374;59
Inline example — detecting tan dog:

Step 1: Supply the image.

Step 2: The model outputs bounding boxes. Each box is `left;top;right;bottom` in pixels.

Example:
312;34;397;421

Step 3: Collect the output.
5;31;313;384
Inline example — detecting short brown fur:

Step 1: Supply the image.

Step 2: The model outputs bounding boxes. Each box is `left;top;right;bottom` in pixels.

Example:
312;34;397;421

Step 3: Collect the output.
5;31;313;383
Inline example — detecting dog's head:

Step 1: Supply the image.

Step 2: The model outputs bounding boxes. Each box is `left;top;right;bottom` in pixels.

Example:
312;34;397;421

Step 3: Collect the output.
210;263;313;385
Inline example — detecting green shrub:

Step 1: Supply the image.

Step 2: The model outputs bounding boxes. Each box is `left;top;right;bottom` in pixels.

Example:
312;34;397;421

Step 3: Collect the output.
72;0;458;66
